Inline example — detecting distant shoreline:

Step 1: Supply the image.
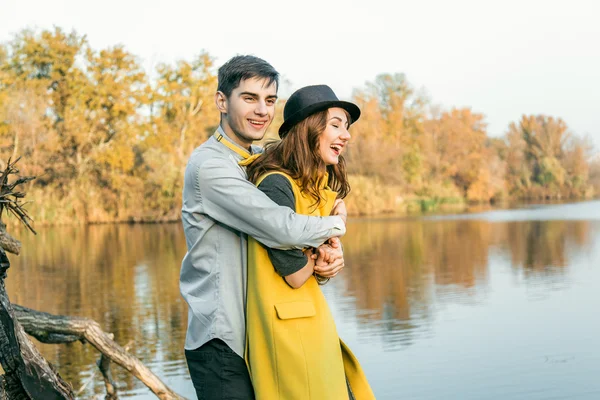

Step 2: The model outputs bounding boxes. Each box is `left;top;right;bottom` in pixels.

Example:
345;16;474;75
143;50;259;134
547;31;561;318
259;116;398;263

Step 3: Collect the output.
6;198;598;229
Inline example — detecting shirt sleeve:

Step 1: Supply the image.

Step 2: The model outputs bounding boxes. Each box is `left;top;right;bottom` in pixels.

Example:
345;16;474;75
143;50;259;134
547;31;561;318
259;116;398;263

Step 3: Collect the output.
193;154;346;250
257;174;309;277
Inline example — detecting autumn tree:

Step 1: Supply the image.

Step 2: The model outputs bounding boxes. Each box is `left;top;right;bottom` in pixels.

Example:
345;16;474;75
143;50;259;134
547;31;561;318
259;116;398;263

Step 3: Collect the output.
348;73;428;189
0;28;149;222
505;115;593;198
1;27;596;223
140;53;219;220
589;155;600;194
421;108;505;201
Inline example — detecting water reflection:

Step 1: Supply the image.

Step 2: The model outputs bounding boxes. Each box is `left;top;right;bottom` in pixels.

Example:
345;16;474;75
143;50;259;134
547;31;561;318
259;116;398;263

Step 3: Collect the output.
339;218;591;347
504;220;589;274
4;203;600;399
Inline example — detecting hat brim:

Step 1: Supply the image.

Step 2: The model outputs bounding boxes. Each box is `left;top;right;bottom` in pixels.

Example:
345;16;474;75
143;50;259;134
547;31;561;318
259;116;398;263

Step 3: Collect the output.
279;100;361;137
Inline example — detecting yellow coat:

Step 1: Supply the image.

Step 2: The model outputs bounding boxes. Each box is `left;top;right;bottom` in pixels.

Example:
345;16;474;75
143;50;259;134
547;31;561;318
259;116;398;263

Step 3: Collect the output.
246;171;376;400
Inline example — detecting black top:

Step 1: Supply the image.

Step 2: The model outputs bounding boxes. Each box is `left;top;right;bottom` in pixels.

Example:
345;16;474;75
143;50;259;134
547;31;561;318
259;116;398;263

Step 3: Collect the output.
257;174;308;277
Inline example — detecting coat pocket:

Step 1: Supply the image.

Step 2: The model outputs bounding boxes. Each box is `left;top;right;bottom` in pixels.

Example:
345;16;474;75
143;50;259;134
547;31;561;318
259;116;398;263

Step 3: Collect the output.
274;301;316;320
272;301;315;399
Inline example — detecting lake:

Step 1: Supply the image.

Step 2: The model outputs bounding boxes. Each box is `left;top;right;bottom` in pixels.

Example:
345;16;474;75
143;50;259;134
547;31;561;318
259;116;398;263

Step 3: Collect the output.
5;200;600;399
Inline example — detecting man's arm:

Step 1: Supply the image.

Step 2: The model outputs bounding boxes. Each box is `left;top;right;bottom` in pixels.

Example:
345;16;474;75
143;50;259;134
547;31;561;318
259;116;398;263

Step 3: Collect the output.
193;156;345;249
257;174;318;289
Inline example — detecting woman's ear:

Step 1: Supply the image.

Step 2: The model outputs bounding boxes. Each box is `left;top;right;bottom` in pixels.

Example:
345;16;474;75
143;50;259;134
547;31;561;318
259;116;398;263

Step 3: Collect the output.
215;91;228;114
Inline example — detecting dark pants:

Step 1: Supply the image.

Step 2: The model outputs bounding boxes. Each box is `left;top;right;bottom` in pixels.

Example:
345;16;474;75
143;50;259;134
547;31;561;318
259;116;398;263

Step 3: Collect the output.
185;339;255;400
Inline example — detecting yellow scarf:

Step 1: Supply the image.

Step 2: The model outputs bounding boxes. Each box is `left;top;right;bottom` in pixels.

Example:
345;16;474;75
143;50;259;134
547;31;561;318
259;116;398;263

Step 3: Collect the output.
213;131;262;166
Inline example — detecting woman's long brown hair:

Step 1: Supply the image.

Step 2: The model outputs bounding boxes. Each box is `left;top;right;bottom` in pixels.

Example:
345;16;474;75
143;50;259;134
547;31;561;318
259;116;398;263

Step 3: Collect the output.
246;109;351;207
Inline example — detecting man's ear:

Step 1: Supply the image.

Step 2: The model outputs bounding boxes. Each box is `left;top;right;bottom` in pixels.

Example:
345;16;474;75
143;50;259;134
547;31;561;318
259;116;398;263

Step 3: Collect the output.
215;91;228;114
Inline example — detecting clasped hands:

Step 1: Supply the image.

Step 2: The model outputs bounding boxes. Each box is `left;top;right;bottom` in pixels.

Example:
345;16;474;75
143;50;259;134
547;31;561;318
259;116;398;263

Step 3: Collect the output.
309;237;345;279
309;198;348;279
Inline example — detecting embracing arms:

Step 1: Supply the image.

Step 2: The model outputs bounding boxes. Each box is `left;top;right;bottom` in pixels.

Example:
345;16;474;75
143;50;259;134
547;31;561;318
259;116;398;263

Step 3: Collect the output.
190;155;346;250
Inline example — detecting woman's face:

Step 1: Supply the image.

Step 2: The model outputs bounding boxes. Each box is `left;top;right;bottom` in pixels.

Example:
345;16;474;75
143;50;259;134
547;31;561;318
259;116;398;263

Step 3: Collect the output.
318;107;351;166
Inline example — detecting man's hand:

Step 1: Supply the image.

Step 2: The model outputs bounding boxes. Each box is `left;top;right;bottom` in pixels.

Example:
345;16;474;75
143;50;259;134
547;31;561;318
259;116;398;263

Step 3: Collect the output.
312;242;345;278
331;199;347;225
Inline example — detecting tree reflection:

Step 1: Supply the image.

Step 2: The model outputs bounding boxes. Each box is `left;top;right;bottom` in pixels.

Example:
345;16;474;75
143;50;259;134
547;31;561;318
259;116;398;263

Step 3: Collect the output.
503;220;589;277
339;218;592;346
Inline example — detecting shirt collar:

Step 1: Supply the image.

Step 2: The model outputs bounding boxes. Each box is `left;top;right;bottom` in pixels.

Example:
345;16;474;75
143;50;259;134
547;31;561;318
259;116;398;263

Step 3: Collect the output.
214;126;253;159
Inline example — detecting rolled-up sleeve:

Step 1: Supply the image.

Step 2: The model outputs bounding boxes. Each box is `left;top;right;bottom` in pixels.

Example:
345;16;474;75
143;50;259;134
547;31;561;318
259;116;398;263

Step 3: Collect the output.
194;155;345;249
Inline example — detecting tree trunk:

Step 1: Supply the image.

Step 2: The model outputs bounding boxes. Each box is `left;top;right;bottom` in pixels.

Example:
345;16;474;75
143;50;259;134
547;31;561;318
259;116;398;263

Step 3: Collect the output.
0;249;75;400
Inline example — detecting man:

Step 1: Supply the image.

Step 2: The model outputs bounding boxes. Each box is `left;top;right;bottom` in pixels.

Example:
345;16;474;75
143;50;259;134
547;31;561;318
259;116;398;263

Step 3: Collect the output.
180;55;347;400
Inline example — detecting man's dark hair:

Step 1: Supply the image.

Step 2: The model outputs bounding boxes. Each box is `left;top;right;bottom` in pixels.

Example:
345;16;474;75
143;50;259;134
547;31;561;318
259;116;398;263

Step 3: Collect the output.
217;55;279;98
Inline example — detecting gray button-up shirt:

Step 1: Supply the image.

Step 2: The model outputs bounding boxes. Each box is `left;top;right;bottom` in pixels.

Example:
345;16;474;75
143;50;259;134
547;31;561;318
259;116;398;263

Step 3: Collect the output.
180;127;346;357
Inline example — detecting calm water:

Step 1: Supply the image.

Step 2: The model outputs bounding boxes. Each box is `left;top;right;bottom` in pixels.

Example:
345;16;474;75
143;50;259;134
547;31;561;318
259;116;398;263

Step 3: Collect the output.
5;201;600;399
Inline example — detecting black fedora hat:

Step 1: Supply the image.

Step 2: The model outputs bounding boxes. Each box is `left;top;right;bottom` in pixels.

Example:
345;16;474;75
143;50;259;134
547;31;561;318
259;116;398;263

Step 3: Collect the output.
279;85;361;137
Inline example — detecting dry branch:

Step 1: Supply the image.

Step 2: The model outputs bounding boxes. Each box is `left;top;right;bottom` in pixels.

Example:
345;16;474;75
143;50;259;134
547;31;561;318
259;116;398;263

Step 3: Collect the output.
13;305;187;400
97;353;118;400
0;158;36;235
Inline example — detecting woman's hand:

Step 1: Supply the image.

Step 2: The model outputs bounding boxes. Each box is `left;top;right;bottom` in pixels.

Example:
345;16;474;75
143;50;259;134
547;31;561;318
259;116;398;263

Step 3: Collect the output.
312;243;345;278
331;199;347;224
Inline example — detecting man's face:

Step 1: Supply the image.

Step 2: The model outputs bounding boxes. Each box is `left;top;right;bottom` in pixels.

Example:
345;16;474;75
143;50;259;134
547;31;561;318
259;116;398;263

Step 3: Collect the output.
217;77;278;148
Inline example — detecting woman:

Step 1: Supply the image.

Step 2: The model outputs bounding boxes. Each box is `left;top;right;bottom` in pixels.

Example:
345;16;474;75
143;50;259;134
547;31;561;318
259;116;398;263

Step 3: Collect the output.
243;85;376;399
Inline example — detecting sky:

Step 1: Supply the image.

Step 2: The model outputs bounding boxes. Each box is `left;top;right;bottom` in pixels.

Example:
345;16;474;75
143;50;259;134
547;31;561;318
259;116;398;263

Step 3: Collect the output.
1;0;600;148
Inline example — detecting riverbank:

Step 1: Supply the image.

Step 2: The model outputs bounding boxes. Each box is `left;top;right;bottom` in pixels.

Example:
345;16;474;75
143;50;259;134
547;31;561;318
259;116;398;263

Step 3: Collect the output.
5;178;595;228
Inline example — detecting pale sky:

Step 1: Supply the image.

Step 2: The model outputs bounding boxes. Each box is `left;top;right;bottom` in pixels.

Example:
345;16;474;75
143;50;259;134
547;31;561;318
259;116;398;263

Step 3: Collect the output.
1;0;600;149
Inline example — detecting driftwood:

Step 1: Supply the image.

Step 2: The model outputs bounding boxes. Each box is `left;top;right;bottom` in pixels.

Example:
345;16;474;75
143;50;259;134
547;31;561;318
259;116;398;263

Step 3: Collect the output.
0;158;188;400
13;305;186;400
0;223;20;255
